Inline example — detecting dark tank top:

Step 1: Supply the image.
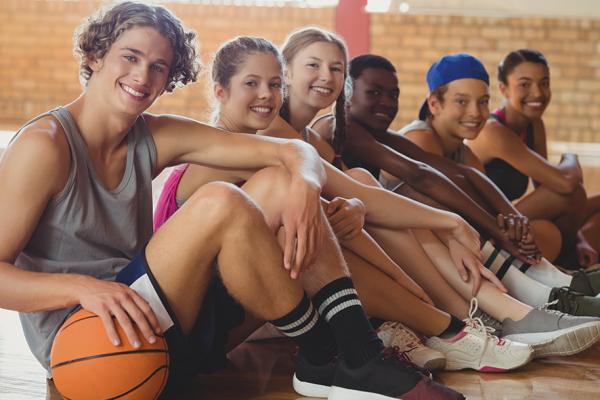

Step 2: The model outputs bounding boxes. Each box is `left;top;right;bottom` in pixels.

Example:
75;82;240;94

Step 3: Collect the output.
485;108;535;201
337;118;381;178
341;152;380;179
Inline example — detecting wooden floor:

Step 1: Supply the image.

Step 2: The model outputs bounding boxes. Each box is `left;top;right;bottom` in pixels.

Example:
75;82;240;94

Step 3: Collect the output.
1;146;599;400
2;307;600;400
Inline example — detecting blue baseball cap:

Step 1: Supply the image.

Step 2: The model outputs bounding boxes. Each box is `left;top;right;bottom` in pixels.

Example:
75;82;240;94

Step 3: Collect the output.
418;53;489;120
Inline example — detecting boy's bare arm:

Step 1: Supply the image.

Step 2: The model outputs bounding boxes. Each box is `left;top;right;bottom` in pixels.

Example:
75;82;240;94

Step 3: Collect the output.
0;119;160;347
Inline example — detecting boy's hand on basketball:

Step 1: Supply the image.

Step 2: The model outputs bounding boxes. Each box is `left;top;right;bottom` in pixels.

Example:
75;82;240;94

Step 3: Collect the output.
77;276;161;348
282;178;323;279
326;197;366;242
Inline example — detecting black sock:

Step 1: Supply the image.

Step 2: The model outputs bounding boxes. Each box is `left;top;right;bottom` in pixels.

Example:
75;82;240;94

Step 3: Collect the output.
313;277;383;368
438;315;466;339
370;317;385;330
270;292;337;366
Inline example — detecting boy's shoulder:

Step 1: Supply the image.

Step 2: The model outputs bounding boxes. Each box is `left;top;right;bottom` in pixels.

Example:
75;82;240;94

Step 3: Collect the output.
12;115;70;160
4;115;71;190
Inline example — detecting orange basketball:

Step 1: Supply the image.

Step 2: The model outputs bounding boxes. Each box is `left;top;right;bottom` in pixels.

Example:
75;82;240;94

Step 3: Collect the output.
50;309;169;400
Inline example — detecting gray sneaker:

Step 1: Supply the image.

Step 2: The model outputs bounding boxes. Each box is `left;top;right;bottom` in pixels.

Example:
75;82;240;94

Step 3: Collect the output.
500;309;600;358
472;309;502;335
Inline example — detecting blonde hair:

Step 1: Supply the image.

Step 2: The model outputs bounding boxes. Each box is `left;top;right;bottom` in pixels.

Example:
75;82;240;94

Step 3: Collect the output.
280;27;349;157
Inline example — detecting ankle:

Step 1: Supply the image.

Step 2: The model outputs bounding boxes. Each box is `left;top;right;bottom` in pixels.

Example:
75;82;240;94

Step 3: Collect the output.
437;315;466;339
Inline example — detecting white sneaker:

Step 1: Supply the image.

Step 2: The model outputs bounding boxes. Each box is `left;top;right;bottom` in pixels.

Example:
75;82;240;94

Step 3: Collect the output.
377;321;446;371
426;299;533;372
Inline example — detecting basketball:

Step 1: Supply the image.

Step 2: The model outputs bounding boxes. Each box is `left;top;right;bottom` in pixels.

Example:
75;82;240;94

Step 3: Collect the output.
50;309;169;400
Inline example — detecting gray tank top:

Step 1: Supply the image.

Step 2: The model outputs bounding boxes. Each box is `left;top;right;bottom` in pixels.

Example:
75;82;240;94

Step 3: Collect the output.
12;107;156;371
398;119;466;164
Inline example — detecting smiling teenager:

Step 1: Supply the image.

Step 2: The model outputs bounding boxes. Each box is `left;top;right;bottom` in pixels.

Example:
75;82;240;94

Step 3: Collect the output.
260;28;600;362
152;35;541;378
468;49;600;269
0;3;471;400
398;53;600;319
313;55;597;305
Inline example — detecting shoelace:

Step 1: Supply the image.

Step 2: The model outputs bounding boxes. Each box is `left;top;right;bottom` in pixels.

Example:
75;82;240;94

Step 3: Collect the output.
381;346;432;378
383;322;422;350
537;295;569;318
475;311;502;333
464;298;505;347
547;286;584;313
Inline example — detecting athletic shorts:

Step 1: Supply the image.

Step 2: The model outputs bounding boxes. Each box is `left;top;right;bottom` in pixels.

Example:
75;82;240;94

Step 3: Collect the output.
115;250;246;394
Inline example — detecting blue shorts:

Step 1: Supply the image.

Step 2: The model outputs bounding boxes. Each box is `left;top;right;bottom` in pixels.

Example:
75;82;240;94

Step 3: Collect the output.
116;250;246;394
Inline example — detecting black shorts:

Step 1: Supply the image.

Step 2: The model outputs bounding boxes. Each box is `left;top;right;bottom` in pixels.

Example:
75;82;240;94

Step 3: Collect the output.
116;250;246;394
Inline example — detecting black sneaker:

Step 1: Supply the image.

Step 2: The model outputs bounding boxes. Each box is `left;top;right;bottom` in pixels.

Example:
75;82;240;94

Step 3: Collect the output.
292;353;336;398
548;286;600;317
329;347;465;400
570;268;600;296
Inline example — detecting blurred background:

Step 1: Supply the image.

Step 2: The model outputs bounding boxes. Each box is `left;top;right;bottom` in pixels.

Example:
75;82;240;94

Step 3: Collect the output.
1;0;599;145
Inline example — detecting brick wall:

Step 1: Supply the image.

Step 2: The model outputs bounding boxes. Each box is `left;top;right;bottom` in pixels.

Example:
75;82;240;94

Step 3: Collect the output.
372;13;600;142
0;0;334;127
1;1;598;143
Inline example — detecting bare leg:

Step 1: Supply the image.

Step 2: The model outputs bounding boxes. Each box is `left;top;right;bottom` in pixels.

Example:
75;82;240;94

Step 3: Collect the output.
245;166;451;336
529;219;562;262
146;181;303;334
347;169;473;318
413;229;531;322
517;183;587;259
345;168;379;186
240;166;348;294
367;226;471;318
342;248;451;336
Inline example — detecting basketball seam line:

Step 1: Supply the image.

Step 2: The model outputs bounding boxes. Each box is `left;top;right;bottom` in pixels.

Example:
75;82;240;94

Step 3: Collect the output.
109;365;169;400
60;313;166;338
51;349;168;369
59;365;169;400
60;315;98;331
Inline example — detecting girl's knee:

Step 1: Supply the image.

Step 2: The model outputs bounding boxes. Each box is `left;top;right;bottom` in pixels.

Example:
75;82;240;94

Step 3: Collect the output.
187;182;259;221
250;166;291;191
242;166;292;220
346;168;380;187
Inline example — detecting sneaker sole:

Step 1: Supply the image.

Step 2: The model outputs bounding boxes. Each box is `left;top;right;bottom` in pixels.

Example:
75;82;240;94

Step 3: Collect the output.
292;373;329;398
422;356;447;372
503;321;600;358
329;386;405;400
444;350;533;372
